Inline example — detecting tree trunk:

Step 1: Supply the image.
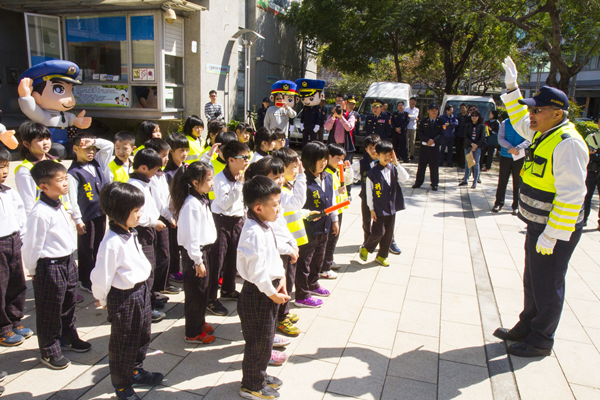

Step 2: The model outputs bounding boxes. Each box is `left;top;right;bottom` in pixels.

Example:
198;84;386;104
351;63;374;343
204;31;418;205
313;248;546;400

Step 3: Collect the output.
391;29;403;82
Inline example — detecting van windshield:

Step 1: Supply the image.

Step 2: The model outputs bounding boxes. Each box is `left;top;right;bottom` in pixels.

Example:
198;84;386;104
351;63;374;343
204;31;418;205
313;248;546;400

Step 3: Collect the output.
358;98;408;115
445;101;496;120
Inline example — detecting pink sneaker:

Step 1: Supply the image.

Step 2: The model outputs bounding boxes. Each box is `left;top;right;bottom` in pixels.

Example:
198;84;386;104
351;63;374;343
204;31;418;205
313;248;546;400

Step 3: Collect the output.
294;297;323;308
273;334;291;348
76;294;84;303
269;350;288;366
307;286;330;297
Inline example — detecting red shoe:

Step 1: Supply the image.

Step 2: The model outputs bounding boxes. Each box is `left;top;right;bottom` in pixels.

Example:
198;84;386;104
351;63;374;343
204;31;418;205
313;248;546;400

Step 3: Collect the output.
218;277;223;286
203;323;214;334
184;332;215;344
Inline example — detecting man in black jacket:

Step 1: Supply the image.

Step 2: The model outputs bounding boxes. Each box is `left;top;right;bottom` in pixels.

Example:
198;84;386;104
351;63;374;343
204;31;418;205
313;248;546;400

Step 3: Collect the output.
256;97;269;129
391;101;410;163
455;103;470;170
413;103;444;191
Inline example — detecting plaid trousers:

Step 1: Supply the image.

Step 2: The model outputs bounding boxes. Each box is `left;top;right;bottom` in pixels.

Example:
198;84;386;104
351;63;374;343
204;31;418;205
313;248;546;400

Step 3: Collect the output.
295;233;328;301
277;255;295;321
135;226;157;309
77;215;106;289
238;280;278;391
209;214;243;300
182;246;211;338
32;255;79;358
0;232;27;335
323;213;344;272
152;217;170;293
107;282;152;389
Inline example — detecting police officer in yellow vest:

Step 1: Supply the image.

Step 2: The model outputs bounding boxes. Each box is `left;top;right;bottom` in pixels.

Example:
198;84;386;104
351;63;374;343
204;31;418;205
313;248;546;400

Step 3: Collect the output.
493;57;589;358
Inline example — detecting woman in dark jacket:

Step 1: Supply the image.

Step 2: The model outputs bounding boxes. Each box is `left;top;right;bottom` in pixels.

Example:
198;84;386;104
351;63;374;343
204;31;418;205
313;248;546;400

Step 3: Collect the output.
481;110;500;171
459;110;486;188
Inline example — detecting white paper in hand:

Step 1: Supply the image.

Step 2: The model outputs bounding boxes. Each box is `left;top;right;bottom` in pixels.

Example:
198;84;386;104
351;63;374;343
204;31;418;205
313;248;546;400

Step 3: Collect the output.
512;149;525;161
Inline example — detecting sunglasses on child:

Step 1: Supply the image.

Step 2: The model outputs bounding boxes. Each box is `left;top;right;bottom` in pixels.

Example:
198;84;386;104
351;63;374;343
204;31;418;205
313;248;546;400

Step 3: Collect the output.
233;155;251;161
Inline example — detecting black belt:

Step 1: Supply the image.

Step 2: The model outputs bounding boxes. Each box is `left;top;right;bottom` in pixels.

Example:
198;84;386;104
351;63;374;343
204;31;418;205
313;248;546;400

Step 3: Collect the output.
38;254;71;264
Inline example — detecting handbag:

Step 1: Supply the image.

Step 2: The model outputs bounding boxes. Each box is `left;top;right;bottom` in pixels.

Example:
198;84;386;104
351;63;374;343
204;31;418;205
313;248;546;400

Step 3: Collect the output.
466;151;476;168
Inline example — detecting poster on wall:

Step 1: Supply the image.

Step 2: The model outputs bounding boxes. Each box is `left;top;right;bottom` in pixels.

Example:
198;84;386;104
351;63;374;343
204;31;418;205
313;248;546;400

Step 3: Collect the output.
257;0;300;15
74;85;130;108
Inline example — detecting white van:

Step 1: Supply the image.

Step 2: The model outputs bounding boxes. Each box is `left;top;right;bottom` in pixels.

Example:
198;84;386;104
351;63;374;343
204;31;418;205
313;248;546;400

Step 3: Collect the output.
440;94;496;119
355;82;413;149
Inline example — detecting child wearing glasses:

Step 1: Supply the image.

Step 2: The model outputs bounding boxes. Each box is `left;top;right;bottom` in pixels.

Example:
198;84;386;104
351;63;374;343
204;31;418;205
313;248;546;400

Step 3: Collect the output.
208;140;250;316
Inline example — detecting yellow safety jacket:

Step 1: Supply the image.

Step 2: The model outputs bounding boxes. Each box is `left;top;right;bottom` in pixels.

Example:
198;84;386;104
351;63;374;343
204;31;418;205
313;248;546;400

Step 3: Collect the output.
208;157;227;200
282;186;308;246
133;144;145;155
185;136;203;163
14;159;68;208
324;166;349;214
108;159;130;183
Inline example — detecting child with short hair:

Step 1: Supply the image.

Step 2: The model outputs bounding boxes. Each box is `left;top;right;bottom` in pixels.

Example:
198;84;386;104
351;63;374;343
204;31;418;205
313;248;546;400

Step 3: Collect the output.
142;139;180;297
108;131;136;183
170;162;217;344
237;175;289;400
67;132;114;293
164;133;190;283
358;134;381;243
14;121;57;215
273;128;287;151
208;140;250;316
321;144;353;278
91;181;163;400
0;148;30;347
134;121;161;154
360;141;409;266
23;160;90;369
128;148;168;323
182;115;204;163
250;127;277;163
295;142;338;309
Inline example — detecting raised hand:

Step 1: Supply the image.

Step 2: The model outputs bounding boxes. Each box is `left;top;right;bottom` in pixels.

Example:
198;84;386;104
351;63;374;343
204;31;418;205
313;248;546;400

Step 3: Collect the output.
502;56;518;90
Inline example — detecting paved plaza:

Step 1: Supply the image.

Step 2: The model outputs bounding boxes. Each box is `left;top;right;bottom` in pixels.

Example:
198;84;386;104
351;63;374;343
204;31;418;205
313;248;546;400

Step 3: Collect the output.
2;160;600;400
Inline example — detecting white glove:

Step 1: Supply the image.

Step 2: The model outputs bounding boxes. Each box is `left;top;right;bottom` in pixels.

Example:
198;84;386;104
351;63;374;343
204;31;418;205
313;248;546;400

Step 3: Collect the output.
536;233;557;255
313;124;320;133
300;123;305;131
502;56;518;90
289;125;294;133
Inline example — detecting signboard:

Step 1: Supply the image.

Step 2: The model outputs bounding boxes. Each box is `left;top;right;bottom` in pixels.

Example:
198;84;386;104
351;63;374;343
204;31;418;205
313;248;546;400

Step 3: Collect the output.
133;68;155;81
257;0;300;15
74;85;129;108
206;63;230;75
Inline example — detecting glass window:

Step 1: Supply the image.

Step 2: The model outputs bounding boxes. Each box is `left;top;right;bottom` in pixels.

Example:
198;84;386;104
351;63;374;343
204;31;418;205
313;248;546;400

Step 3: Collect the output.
132;86;158;109
66;15;127;82
164;55;183;84
25;14;62;66
165;87;184;109
131;15;155;79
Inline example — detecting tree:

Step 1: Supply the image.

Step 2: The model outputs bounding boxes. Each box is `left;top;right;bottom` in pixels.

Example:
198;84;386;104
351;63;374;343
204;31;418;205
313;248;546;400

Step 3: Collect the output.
477;0;600;93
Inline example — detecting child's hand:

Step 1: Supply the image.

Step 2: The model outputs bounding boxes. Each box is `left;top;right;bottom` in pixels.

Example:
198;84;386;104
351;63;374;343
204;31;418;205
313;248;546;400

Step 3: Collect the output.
236;169;245;183
344;160;351;169
290;248;299;264
392;151;399;165
155;220;167;231
169;221;177;228
297;157;304;174
195;263;207;278
78;137;95;149
339;186;347;194
332;221;340;236
269;292;290;304
309;211;321;221
76;223;87;235
371;210;377;222
278;277;288;296
208;142;221;158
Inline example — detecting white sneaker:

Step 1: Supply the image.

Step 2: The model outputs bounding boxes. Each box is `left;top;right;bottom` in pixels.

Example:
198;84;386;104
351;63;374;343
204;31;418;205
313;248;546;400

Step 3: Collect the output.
331;262;341;270
319;270;338;279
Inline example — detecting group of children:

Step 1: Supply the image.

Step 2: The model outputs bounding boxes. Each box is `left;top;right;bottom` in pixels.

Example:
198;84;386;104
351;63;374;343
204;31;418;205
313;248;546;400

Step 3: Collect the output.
0;112;409;399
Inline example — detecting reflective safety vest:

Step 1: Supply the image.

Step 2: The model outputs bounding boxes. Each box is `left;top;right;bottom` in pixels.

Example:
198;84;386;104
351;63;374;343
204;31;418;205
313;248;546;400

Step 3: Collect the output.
208;158;227;200
324;166;349;214
185;136;203;163
282;186;308;246
133;144;145;155
14;159;68;208
518;122;585;232
108;160;130;183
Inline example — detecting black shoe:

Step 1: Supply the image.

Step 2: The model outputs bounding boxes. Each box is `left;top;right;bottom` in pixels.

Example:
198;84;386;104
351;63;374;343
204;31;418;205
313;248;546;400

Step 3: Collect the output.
160;285;182;295
492;327;527;342
116;387;141;400
154;292;169;303
458;181;468;186
220;290;240;301
583;221;588;227
206;300;229;316
41;354;71;370
0;386;4;396
412;183;421;189
431;186;438;191
389;241;402;255
508;341;551;357
266;375;283;390
240;385;280;399
151;309;166;323
512;208;519;216
132;368;164;386
61;337;92;353
492;205;502;213
0;370;7;381
154;300;165;310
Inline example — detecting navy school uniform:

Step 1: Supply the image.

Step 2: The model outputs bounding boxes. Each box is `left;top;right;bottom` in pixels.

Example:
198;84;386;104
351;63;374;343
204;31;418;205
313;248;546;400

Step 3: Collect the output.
295;171;334;301
67;159;107;290
364;112;392;141
363;164;406;259
359;156;378;242
390;111;410;162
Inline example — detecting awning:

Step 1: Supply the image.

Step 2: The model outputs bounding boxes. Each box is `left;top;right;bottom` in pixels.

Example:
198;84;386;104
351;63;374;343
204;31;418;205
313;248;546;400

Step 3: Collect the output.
0;0;208;14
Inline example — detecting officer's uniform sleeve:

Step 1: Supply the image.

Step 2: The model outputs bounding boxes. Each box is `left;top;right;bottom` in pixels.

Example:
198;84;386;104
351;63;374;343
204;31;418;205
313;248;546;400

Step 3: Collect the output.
500;89;535;142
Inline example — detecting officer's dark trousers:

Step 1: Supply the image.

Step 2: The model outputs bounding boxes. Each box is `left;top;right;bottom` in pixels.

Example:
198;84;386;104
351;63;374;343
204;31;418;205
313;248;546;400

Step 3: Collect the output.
494;156;524;209
392;132;408;162
583;170;600;225
415;146;439;186
302;129;317;148
511;225;582;350
364;214;396;259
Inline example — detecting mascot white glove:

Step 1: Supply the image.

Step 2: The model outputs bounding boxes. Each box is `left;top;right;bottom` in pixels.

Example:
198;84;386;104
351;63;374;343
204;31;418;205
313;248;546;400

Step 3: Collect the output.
313;124;320;133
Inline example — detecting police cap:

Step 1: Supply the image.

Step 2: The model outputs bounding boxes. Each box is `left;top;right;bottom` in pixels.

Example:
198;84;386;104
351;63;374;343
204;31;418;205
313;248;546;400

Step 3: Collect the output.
518;86;569;111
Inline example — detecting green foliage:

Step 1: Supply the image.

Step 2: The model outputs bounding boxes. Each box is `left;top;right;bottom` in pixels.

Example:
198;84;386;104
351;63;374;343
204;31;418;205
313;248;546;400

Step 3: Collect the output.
227;120;241;131
575;121;600;139
568;99;583;121
496;106;509;121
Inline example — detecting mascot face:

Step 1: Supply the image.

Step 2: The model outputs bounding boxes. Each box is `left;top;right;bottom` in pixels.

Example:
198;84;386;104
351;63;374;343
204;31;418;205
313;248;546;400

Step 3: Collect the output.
302;92;324;106
32;79;76;111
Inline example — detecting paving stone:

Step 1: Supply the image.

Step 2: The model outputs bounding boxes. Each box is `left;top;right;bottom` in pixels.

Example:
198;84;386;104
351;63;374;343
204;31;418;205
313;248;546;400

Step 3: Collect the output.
398;300;440;338
364;282;406;313
349;307;400;350
405;277;441;305
277;355;337;400
381;376;437;400
553;340;600;388
441;270;477;296
511;353;575;400
441;292;481;326
318;287;368;323
570;384;600;400
439;321;487;367
438;359;493;400
388;331;439;384
293;316;354;364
